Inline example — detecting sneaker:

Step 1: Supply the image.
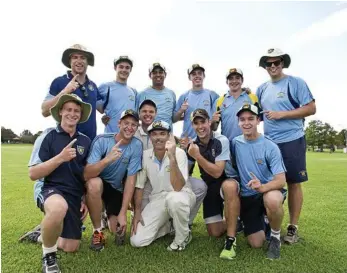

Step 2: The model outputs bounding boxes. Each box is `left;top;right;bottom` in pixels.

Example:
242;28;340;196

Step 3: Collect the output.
101;212;108;231
19;225;41;243
90;230;105;251
236;218;244;234
42;252;60;273
115;228;125;246
169;218;175;236
283;225;299;244
264;216;271;241
167;231;192;251
220;238;237;260
266;236;281;260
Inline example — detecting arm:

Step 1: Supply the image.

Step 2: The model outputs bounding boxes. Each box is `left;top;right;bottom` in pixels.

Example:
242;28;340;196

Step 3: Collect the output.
195;154;225;178
276;101;316;119
84;158;112;181
166;142;187;191
133;187;144;215
119;174;137;216
259;173;286;192
173;109;185;122
173;95;187;123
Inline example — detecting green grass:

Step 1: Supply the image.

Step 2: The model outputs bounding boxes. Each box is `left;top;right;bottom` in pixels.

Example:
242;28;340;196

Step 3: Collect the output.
2;144;347;273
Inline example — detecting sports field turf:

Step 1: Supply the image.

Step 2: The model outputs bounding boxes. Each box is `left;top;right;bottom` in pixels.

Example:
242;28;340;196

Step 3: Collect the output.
1;144;347;273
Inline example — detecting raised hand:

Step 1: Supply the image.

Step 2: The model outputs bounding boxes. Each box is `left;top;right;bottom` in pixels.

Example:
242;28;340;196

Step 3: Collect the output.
180;98;189;112
101;115;110;125
59;139;77;162
247;172;263;192
187;139;200;159
165;140;176;158
63;74;80;94
106;139;123;162
212;110;221;123
179;133;189;150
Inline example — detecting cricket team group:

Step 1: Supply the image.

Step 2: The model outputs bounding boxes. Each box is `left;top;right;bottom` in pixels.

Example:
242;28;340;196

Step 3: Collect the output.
19;44;316;273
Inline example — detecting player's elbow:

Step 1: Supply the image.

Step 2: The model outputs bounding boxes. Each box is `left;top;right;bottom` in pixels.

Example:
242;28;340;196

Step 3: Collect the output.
29;169;39;181
211;169;224;179
41;107;50;117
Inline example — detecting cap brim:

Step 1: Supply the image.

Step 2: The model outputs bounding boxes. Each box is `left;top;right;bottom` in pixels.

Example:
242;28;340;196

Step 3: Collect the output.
236;109;258;117
192;114;208;121
188;67;205;75
50;95;92;124
120;114;139;122
115;59;133;67
226;72;243;79
62;49;94;68
259;54;291;69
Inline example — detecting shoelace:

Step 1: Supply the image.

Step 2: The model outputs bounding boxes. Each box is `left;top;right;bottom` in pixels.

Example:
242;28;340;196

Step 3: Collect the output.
92;232;104;245
224;239;234;251
42;252;59;267
287;226;297;236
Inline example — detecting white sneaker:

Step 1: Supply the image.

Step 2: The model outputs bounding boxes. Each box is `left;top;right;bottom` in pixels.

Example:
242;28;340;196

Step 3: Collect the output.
167;232;192;251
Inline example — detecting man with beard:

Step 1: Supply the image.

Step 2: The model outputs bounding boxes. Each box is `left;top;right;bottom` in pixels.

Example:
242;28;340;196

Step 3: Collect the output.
257;48;316;244
187;109;240;260
229;104;286;259
130;120;195;251
84;109;142;251
99;56;138;133
136;63;176;129
28;94;92;272
174;64;218;227
41;44;101;141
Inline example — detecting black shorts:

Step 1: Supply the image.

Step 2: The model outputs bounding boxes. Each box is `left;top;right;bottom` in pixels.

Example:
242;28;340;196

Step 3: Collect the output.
277;136;308;183
203;180;224;223
102;181;123;217
240;189;287;237
37;188;82;240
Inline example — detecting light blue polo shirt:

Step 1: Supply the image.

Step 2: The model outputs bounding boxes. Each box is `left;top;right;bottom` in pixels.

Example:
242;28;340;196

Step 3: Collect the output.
98;81;137;133
231;134;286;197
175;89;219;138
87;134;143;191
218;91;257;141
256;75;314;143
136;87;176;129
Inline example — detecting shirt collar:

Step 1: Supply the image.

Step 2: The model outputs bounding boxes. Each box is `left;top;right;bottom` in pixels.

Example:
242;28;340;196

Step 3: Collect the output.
66;70;90;84
225;90;246;98
195;131;215;146
149;149;168;161
138;126;148;136
56;124;79;138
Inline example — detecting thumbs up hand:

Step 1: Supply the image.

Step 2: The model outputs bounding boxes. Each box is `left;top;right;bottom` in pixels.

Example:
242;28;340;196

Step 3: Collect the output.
59;139;77;162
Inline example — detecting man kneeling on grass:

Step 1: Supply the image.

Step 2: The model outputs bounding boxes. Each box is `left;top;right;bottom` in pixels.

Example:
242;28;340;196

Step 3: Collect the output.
28;94;92;273
229;104;286;259
130;120;196;251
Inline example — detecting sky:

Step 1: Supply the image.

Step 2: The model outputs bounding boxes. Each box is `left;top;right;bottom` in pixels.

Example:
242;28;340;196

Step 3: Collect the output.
1;0;347;137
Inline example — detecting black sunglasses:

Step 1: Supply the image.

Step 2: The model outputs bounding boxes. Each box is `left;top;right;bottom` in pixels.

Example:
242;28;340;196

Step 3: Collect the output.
265;59;282;67
77;82;88;98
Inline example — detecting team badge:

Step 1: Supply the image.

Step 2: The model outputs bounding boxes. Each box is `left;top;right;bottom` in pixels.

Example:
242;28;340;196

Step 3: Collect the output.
129;95;135;101
88;84;94;91
268;48;274;54
165;165;171;172
256;159;263;165
122;157;130;164
203;100;209;106
212;149;215;157
165;97;172;102
77;145;85;155
277;92;285;98
299;170;307;177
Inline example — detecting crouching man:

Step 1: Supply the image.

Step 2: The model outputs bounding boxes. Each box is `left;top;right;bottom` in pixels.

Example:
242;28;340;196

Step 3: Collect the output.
130;120;196;251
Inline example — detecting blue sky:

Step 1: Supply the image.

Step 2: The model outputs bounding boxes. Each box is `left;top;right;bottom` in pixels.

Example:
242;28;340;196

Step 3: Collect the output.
1;0;346;136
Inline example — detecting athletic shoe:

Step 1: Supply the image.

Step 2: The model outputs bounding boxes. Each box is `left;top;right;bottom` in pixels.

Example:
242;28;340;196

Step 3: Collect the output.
266;236;281;260
115;229;125;246
167;231;192;251
19;225;41;243
264;216;271;241
90;230;105;251
283;225;299;244
101;212;108;231
42;252;60;273
169;218;175;236
236;218;244;234
219;237;237;260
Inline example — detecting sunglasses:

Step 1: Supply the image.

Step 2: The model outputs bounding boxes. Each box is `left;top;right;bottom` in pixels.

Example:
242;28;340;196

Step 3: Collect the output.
77;83;88;98
265;59;282;67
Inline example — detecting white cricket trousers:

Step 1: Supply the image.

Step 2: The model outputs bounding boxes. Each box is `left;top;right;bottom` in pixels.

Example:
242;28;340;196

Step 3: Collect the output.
130;190;196;247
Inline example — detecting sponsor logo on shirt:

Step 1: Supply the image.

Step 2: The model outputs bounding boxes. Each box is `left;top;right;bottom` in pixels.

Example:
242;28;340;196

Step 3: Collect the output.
129;95;135;101
277;92;285;98
165;97;172;102
299;170;307;177
165;165;171;172
77;145;85;155
203;100;210;106
212;149;216;157
122;157;130;164
256;159;264;165
88;84;94;91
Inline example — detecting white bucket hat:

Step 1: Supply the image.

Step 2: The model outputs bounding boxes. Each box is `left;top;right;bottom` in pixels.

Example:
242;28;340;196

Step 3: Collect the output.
259;48;291;69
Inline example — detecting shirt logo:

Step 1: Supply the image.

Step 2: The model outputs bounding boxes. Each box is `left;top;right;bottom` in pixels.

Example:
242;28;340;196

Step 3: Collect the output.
88;84;94;91
299;170;307;177
165;97;172;102
268;48;274;54
165;165;171;172
203;100;210;106
256;159;264;165
122;157;130;164
212;149;216;157
277;92;285;98
129;95;135;101
77;145;85;155
48;189;54;194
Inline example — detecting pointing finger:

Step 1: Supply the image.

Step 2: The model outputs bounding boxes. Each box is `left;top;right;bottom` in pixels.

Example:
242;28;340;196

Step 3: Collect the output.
249;172;258;180
115;139;123;148
66;139;77;148
72;74;79;81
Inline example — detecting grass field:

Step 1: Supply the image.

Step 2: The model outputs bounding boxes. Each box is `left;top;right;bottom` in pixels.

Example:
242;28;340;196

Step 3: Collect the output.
1;144;347;273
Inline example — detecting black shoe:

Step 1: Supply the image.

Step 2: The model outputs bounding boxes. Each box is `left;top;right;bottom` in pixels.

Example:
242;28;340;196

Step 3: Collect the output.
42;252;60;273
236;218;244;234
19;225;41;243
266;236;281;260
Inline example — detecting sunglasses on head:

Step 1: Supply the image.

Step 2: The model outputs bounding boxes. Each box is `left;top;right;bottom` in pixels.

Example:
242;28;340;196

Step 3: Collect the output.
265;59;282;67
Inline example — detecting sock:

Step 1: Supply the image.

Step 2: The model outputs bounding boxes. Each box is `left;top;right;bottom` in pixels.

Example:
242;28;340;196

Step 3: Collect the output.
271;229;281;241
226;236;236;244
37;234;42;243
42;243;58;256
93;227;102;233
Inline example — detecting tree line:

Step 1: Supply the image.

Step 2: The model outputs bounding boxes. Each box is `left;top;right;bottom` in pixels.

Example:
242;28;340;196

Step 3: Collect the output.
1;127;42;144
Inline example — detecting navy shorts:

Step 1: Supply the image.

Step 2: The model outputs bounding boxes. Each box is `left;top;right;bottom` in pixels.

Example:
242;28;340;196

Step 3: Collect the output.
277;136;308;183
102;181;123;217
203;180;224;223
37;188;82;240
240;189;287;237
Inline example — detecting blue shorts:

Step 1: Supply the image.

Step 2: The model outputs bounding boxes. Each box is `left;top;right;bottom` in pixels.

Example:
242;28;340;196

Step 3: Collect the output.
277;136;308;184
37;188;82;240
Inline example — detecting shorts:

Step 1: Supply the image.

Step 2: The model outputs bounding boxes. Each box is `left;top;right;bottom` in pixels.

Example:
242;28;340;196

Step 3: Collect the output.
37;187;82;240
102;180;123;217
240;189;287;237
277;136;308;183
203;180;224;224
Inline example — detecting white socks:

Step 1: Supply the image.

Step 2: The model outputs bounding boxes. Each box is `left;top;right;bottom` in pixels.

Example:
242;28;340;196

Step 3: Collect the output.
42;243;58;256
271;229;281;241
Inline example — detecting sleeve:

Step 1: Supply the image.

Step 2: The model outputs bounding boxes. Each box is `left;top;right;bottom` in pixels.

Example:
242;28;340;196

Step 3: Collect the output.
43;78;61;102
135;92;143;112
172;91;177;116
176;149;189;182
215;136;230;162
87;137;104;164
28;130;52;167
211;91;220;111
266;142;286;175
292;77;315;106
174;93;184;114
97;83;107;106
135;153;147;188
127;141;143;175
186;144;196;165
255;85;262;105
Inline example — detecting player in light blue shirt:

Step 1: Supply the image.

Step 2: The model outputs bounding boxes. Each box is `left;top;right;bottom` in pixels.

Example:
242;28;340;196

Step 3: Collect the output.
229;103;286;260
136;63;176;129
98;56;137;133
174;64;219;139
257;48;316;244
84;109;143;251
211;68;259;142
